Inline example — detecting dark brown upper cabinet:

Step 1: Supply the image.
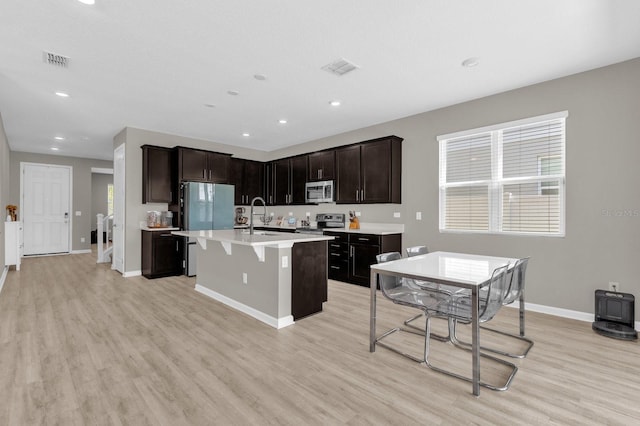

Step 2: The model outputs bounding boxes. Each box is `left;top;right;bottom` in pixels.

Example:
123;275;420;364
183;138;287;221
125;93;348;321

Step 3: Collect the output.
142;145;175;204
269;156;308;205
175;147;231;183
229;158;265;205
308;150;335;181
336;136;402;204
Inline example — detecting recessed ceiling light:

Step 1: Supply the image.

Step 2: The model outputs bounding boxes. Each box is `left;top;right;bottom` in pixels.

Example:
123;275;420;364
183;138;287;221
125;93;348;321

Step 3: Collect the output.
461;57;480;68
78;0;95;4
55;91;70;98
254;74;267;81
278;119;287;124
329;100;341;107
54;136;65;140
227;90;239;96
242;133;250;137
51;147;60;151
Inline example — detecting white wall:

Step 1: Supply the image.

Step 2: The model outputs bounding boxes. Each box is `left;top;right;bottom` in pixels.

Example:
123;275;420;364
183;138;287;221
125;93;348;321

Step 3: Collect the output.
0;113;10;271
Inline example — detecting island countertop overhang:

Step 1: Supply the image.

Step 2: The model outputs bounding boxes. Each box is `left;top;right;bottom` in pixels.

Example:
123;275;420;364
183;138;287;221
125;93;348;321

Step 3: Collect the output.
172;229;333;249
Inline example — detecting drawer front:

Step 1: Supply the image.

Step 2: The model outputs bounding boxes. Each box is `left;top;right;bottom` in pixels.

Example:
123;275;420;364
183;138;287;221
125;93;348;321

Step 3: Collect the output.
348;233;380;245
324;231;348;243
328;260;349;281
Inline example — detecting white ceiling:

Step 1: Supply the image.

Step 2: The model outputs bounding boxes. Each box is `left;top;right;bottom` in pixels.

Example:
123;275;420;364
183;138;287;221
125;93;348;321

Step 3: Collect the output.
1;0;639;161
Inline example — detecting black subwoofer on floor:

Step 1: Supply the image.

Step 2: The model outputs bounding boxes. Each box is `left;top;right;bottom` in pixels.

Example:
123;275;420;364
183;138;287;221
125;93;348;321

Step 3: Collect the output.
592;290;638;340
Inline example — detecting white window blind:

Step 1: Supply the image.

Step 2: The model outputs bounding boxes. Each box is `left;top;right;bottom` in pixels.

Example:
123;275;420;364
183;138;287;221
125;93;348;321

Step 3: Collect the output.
438;112;567;236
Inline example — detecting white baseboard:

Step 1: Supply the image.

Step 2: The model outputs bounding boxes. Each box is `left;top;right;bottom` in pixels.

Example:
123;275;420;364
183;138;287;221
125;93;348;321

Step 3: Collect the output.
195;284;295;329
123;270;141;278
506;301;640;331
71;249;92;254
0;266;7;295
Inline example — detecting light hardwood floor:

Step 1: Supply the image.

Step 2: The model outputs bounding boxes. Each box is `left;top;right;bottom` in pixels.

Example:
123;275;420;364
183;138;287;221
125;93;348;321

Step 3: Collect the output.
1;251;639;425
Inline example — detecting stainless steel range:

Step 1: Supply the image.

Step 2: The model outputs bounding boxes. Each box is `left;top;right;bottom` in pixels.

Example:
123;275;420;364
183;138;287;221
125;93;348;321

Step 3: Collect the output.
296;213;345;234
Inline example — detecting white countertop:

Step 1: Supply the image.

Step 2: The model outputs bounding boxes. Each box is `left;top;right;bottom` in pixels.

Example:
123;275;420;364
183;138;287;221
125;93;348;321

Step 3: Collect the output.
321;222;404;235
172;229;333;248
140;226;180;232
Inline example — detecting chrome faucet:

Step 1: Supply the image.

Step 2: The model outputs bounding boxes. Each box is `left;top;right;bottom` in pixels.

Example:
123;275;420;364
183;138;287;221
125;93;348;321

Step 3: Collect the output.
249;197;267;235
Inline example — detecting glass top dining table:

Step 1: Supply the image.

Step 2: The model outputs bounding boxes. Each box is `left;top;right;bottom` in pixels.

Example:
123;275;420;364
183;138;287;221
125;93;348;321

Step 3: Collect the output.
369;251;518;396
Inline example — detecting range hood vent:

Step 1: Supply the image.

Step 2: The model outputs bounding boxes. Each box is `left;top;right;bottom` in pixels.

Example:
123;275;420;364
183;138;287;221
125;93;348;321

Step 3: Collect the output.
321;58;359;76
43;51;70;68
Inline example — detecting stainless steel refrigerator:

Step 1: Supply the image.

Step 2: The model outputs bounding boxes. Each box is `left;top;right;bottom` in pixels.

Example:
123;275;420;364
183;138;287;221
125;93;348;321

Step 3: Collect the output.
182;182;234;275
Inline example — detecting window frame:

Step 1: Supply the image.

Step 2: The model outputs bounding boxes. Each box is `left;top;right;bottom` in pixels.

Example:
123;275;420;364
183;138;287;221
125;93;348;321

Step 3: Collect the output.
438;111;568;237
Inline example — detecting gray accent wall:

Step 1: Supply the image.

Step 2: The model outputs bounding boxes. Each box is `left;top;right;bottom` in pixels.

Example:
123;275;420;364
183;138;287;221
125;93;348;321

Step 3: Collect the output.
9;152;113;252
114;58;640;320
0;113;10;270
267;58;640;320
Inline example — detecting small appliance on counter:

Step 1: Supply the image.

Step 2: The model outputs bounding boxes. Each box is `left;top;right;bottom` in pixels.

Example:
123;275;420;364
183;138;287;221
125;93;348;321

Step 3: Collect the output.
235;207;248;226
146;211;173;228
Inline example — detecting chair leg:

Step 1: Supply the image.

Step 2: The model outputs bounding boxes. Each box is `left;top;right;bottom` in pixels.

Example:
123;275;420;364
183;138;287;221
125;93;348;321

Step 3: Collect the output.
420;316;519;391
404;313;450;342
449;317;534;359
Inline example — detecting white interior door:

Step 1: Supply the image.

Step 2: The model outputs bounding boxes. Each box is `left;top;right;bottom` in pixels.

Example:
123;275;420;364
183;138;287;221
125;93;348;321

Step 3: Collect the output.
22;163;71;255
112;144;125;273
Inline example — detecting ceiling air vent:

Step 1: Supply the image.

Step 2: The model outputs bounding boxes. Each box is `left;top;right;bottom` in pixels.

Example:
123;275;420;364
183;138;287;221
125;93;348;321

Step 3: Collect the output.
321;58;359;76
43;51;70;68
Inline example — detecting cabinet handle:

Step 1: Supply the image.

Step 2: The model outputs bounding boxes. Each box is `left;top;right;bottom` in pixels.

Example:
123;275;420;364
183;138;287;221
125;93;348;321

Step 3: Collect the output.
209;170;212;180
318;169;322;179
350;246;354;257
360;189;364;201
176;241;179;251
358;237;371;242
330;253;341;256
203;169;206;179
330;266;340;270
355;190;359;202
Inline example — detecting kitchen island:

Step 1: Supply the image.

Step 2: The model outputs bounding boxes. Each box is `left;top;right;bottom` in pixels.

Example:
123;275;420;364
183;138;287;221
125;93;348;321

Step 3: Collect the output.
172;229;333;328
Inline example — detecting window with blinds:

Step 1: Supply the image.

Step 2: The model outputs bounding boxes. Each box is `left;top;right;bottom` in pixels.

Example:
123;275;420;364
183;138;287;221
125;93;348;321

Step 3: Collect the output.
438;111;567;236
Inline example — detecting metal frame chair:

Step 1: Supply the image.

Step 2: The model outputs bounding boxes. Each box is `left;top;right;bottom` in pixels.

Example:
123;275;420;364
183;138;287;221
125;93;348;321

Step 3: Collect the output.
403;245;452;341
449;257;534;358
427;264;518;391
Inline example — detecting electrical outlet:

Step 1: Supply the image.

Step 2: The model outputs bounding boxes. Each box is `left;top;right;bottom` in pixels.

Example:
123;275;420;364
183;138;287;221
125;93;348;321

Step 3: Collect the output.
416;211;422;220
608;282;620;292
393;212;401;218
281;256;288;268
242;272;248;284
80;237;85;243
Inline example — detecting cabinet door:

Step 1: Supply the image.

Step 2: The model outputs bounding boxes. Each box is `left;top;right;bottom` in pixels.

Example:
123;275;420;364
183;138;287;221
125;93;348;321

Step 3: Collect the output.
308;150;335;181
229;158;245;204
361;139;392;203
290;156;308;205
244;160;264;203
273;159;290;205
349;243;380;285
152;234;183;276
207;152;229;183
142;145;173;203
179;148;208;181
335;145;361;203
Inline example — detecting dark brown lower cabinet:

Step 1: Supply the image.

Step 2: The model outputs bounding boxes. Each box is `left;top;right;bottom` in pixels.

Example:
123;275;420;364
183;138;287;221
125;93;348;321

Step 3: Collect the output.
291;240;328;320
141;231;183;278
325;231;401;286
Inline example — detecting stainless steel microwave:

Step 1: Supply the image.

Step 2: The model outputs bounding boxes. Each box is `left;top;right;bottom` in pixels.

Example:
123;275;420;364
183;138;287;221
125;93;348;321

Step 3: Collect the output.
305;180;334;203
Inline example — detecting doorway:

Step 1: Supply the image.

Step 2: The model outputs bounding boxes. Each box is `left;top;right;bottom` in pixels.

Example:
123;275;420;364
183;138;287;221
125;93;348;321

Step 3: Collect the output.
21;163;72;255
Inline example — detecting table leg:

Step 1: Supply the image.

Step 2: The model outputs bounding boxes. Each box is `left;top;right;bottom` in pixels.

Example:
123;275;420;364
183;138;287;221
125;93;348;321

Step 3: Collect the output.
519;289;525;337
471;286;480;396
370;270;377;352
